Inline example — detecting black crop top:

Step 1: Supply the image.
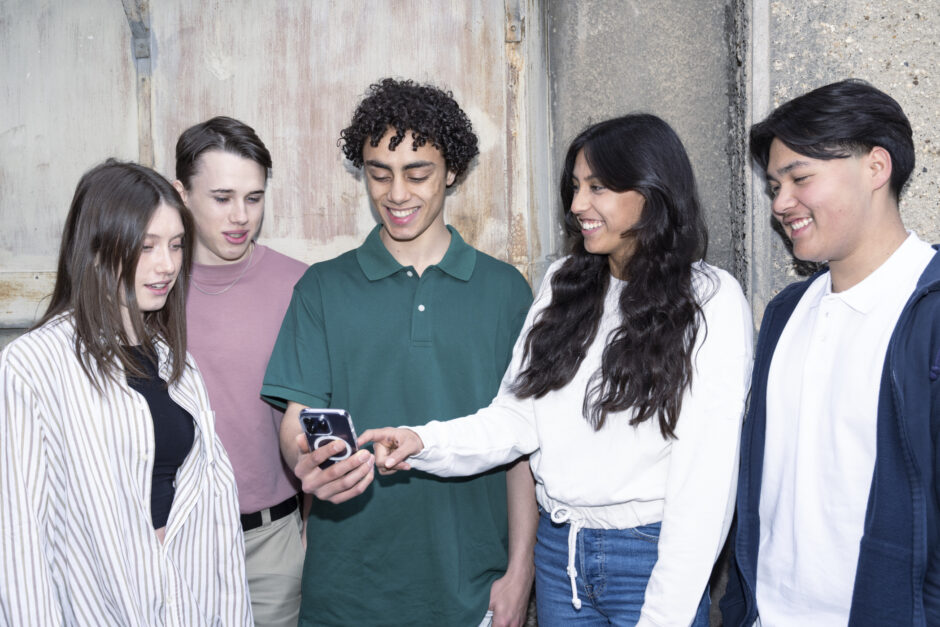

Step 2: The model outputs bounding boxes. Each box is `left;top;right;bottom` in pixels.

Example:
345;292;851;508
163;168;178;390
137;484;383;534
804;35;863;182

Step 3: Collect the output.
125;346;195;529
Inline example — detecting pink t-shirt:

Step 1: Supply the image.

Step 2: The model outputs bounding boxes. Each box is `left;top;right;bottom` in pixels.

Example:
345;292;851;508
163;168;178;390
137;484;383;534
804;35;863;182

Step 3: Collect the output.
186;244;307;513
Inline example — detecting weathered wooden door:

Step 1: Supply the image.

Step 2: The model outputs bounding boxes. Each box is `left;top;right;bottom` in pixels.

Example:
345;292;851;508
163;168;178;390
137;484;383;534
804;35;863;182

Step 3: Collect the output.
0;0;552;341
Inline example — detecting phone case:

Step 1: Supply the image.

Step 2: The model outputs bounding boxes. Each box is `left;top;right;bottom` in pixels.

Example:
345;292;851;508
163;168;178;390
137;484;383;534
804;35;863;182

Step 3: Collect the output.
298;408;359;469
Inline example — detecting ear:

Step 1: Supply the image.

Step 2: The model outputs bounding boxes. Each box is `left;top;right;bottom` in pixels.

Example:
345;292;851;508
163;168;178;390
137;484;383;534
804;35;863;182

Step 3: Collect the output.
445;170;457;187
866;146;892;192
172;179;188;203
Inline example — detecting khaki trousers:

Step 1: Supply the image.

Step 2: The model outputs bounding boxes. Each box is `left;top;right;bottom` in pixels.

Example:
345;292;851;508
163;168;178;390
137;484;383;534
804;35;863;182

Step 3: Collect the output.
244;508;304;627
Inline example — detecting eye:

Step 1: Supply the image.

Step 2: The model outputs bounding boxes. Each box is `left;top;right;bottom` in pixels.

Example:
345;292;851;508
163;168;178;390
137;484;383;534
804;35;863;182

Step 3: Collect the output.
369;173;391;183
141;245;154;252
793;175;809;184
590;184;605;193
247;195;263;204
213;196;230;204
408;175;429;183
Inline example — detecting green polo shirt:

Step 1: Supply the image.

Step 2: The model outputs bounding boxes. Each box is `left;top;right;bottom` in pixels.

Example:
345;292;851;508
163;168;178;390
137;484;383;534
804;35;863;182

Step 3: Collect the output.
262;225;532;627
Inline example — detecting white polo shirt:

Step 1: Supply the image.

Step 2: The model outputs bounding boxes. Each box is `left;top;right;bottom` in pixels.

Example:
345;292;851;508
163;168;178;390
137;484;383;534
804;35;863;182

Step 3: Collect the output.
755;232;935;626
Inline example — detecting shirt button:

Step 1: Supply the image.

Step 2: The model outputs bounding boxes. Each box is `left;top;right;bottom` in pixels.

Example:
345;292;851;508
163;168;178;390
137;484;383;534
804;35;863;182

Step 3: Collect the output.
418;304;426;312
406;270;414;277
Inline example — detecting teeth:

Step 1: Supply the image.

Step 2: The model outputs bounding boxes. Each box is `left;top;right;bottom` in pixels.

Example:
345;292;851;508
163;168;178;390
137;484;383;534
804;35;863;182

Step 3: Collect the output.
789;217;813;230
149;283;168;289
389;207;419;218
579;219;602;232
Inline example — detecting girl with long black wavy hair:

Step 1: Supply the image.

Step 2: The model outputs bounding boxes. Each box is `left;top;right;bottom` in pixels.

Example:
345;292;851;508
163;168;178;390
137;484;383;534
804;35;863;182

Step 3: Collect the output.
362;114;753;626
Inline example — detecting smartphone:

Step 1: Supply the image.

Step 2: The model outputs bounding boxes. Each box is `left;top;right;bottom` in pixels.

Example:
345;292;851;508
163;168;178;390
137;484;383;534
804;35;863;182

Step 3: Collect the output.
298;408;359;469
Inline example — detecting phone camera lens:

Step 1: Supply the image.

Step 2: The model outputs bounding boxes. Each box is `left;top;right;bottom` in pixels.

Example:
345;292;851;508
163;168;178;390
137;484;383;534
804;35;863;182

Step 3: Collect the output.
312;415;332;436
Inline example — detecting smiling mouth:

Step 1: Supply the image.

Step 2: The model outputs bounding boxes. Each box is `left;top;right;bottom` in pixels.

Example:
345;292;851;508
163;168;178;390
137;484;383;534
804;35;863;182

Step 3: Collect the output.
787;217;813;233
146;282;171;293
388;207;419;219
578;218;603;232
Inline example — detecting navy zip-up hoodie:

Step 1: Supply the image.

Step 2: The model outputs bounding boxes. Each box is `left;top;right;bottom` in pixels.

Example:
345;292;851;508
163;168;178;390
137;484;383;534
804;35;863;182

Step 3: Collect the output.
722;248;940;626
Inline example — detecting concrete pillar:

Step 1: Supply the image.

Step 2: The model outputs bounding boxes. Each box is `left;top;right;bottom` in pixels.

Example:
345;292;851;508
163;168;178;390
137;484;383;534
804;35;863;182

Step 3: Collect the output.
547;0;747;280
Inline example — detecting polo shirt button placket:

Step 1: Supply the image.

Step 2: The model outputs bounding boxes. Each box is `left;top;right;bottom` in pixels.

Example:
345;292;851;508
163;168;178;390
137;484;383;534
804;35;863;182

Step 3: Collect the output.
819;298;834;342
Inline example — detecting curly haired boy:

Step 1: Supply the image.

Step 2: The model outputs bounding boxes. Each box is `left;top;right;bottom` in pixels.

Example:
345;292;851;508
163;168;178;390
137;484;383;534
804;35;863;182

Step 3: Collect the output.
263;78;538;627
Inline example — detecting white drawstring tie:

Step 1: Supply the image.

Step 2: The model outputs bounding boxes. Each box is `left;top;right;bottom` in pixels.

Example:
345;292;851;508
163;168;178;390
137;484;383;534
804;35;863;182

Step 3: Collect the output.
550;506;583;610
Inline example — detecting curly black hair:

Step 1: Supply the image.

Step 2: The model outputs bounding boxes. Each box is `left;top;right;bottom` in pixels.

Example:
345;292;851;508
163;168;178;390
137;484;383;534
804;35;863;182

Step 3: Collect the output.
339;78;479;181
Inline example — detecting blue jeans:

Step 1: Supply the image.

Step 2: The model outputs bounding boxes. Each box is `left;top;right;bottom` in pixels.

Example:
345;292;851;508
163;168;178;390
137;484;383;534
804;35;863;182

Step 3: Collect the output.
534;512;709;626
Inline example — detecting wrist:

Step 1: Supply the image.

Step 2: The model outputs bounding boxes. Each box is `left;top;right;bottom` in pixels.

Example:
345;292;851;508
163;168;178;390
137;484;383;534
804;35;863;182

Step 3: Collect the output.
502;557;535;583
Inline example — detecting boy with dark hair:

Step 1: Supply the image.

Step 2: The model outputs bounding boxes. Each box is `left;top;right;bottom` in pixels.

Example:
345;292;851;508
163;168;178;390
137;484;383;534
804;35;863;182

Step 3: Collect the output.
173;116;308;627
722;79;940;625
262;78;537;627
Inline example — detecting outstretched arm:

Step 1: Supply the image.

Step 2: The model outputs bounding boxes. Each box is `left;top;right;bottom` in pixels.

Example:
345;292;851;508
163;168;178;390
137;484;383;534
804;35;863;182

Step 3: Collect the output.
358;426;424;474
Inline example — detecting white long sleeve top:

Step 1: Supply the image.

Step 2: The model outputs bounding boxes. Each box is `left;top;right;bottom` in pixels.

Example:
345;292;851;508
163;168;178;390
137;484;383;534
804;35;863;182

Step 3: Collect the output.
0;315;252;626
410;258;753;626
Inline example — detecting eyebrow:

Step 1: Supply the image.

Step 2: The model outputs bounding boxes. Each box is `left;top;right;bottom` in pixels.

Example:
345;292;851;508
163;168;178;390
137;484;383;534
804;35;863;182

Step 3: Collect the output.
144;231;186;240
208;188;265;195
364;159;436;171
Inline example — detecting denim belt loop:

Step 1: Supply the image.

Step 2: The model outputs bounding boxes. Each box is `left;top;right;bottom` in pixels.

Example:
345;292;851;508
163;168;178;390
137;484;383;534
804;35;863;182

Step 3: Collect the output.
550;506;584;610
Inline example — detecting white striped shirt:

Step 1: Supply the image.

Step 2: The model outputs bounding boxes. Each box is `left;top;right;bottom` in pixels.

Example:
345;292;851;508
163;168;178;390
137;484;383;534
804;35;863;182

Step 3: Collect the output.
0;314;252;626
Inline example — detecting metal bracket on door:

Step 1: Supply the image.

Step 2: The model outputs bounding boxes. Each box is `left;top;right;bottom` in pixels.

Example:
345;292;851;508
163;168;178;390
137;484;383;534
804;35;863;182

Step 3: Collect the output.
505;0;524;43
121;0;154;167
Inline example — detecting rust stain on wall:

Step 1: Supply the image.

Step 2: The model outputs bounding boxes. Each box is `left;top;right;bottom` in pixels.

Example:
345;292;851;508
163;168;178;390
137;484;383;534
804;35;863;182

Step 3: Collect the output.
0;272;55;325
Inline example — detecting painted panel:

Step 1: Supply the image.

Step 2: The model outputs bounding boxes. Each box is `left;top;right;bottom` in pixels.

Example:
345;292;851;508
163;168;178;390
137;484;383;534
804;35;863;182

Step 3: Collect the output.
1;0;546;331
0;0;137;326
149;0;525;267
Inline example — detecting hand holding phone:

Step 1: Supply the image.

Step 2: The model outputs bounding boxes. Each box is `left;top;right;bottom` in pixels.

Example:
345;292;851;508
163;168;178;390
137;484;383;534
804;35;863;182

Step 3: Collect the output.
299;409;359;469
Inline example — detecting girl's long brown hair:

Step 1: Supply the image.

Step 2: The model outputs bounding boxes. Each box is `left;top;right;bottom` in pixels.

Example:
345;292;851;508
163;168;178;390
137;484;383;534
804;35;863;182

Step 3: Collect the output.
35;160;194;389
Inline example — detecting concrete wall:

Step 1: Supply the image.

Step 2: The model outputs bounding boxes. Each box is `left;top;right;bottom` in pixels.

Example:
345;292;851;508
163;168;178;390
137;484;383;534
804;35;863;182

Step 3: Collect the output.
547;0;747;279
547;0;940;325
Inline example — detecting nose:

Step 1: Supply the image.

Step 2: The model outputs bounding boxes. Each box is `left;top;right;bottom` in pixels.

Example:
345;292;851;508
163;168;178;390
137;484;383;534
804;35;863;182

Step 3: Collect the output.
229;199;249;224
570;186;589;214
388;176;410;204
770;184;795;217
155;245;178;276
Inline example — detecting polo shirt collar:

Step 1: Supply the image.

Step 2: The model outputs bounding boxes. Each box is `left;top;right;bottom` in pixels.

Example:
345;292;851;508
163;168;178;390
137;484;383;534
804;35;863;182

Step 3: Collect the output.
830;232;925;314
356;224;476;282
